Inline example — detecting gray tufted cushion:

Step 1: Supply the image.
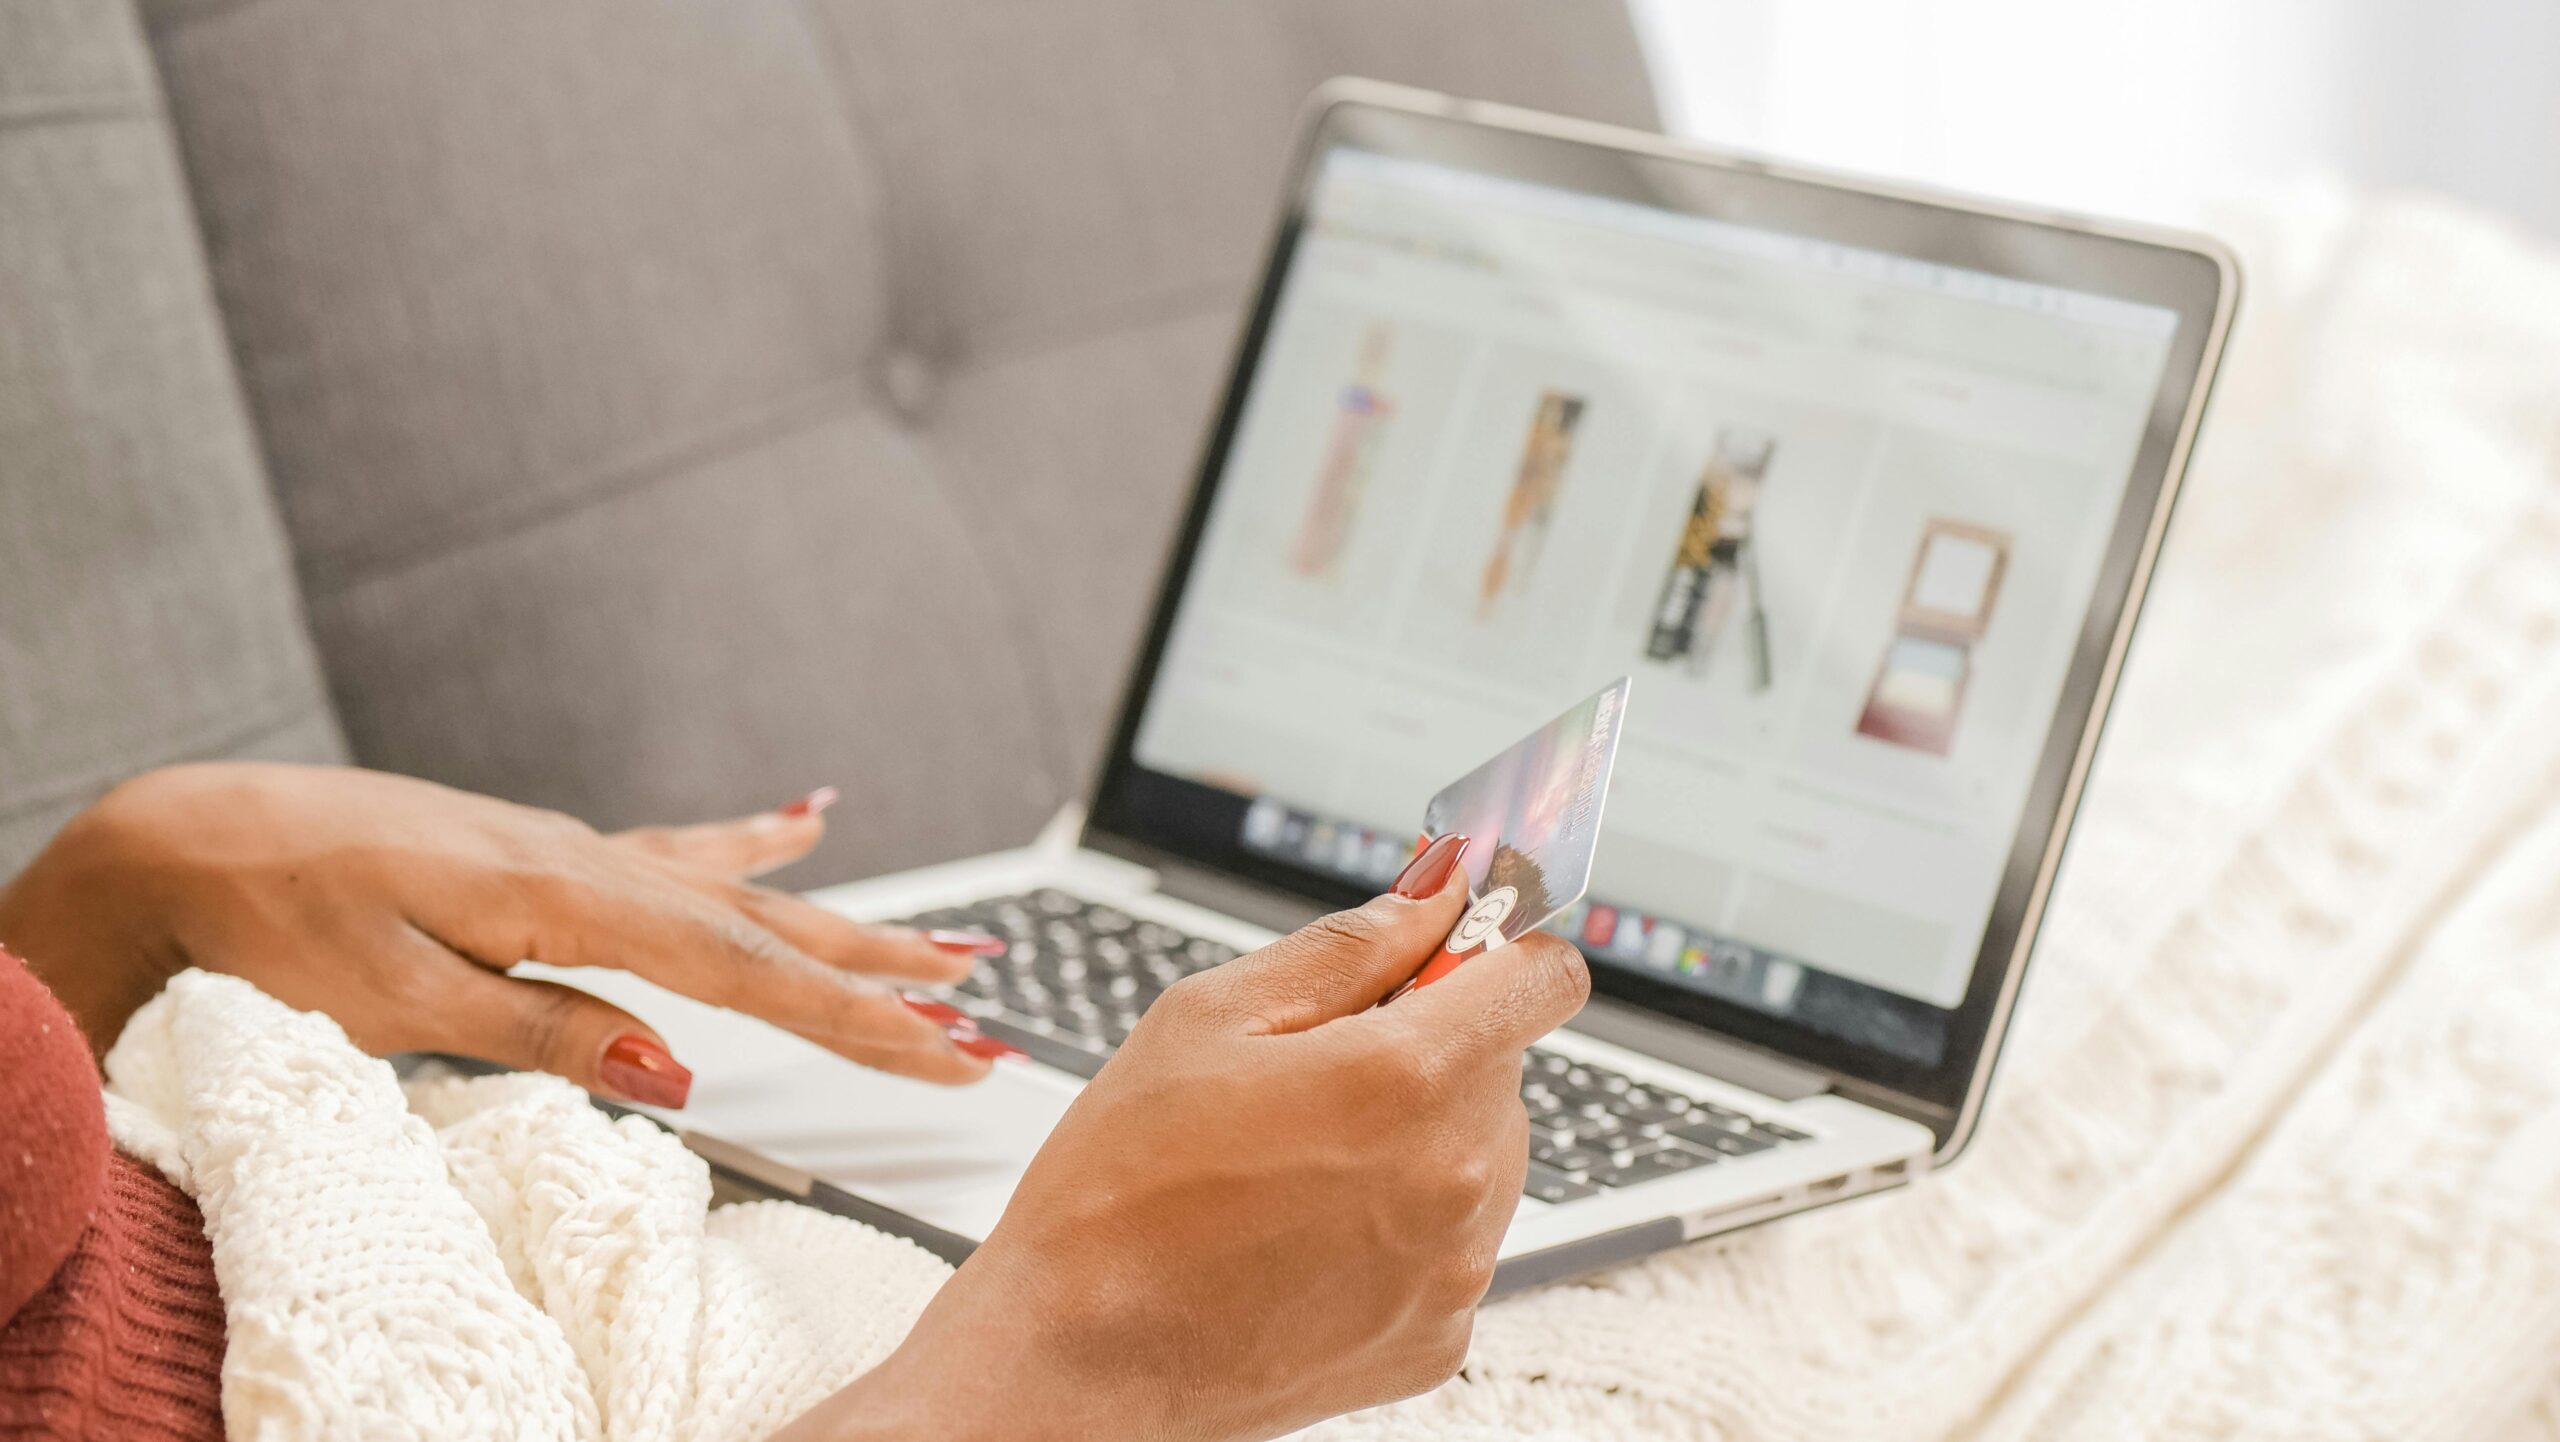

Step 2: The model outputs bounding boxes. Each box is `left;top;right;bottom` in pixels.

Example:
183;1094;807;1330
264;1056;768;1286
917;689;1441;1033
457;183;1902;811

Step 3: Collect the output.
120;0;1653;884
0;0;344;876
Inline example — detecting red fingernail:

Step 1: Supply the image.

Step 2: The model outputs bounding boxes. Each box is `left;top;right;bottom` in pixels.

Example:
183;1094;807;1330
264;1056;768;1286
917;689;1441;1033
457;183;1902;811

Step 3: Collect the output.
1391;833;1470;900
901;991;969;1025
951;1030;1025;1061
925;928;1007;956
599;1032;692;1108
779;786;840;819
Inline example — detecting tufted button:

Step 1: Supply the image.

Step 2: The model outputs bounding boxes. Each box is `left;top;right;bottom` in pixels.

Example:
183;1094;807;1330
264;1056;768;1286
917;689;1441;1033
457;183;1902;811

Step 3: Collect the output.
882;348;940;420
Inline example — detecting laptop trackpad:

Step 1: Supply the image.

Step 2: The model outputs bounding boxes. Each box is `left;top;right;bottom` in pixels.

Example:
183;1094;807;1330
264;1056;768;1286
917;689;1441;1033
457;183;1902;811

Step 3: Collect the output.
532;965;1077;1243
681;1053;1076;1241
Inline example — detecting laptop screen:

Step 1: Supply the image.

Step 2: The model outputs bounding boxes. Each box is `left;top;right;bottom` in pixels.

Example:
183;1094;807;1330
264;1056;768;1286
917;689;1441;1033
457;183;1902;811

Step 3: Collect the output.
1099;114;2215;1102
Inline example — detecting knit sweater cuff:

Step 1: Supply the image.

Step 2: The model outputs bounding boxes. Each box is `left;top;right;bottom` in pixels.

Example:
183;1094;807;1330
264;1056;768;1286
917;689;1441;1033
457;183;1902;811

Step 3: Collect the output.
0;1151;225;1442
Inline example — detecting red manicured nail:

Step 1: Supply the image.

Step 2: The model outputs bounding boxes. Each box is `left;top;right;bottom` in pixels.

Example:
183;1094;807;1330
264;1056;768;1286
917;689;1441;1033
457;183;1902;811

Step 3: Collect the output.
901;991;969;1026
779;786;840;819
1391;833;1471;900
925;928;1006;956
951;1030;1025;1061
598;1032;692;1108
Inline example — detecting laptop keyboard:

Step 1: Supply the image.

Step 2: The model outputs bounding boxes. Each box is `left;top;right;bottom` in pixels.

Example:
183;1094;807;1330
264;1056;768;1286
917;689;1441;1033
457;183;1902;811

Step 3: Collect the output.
899;888;1813;1204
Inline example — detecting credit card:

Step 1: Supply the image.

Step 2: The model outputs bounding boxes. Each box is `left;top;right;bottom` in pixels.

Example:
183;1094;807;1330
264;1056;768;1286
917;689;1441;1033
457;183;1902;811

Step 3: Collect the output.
1394;676;1631;996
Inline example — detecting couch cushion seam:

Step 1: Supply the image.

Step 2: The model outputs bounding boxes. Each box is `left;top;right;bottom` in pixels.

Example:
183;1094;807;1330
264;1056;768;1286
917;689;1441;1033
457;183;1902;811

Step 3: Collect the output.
0;96;160;132
790;0;1096;795
296;292;1234;606
293;368;881;598
958;274;1247;376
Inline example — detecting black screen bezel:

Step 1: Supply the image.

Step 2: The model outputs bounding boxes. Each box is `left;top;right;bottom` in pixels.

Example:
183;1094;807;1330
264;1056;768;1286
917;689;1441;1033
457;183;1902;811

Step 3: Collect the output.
1085;89;2230;1122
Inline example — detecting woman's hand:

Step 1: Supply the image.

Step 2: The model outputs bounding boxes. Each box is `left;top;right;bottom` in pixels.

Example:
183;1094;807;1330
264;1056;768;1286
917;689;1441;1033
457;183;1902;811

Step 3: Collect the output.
790;838;1590;1442
0;763;1009;1102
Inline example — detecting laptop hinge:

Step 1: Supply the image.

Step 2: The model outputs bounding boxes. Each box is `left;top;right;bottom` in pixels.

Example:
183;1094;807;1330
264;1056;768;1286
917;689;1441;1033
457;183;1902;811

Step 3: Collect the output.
1117;835;1831;1103
1568;994;1832;1101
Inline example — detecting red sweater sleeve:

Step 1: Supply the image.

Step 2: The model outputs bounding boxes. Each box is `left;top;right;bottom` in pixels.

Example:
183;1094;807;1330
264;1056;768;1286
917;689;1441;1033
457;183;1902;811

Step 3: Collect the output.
0;943;224;1441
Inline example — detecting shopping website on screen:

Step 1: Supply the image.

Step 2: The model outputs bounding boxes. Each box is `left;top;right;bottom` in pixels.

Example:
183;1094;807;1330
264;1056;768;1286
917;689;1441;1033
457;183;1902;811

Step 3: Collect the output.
1133;148;2176;1040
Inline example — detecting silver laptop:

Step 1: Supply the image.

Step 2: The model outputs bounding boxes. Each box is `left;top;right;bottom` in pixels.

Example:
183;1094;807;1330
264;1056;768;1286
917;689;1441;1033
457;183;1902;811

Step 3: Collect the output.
553;80;2237;1291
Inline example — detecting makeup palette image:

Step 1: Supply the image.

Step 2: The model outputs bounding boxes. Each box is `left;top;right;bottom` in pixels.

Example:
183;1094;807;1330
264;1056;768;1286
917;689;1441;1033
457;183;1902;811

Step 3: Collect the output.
1855;519;2012;755
1476;390;1586;619
1288;322;1397;579
1643;427;1778;686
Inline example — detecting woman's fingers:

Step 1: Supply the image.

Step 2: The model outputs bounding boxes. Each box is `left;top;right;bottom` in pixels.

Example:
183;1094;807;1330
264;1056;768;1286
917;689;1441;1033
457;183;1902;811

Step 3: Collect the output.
609;787;837;878
606;791;1000;984
701;878;1000;985
690;932;996;1084
432;873;996;1086
771;1008;1000;1085
420;961;696;1107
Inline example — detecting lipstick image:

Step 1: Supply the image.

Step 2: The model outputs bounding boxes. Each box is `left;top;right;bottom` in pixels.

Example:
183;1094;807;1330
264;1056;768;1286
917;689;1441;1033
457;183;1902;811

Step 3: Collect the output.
1290;323;1397;578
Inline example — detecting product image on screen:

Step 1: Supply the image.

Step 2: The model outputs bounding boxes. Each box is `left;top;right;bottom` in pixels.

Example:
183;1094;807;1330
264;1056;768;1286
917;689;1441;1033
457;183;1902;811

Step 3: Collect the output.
1477;391;1586;620
1856;520;2013;756
1289;323;1398;579
1644;428;1778;688
1131;145;2182;1057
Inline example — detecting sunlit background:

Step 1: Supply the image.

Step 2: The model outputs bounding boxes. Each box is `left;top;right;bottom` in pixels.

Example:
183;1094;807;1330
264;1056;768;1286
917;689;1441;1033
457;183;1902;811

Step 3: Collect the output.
1632;0;2560;237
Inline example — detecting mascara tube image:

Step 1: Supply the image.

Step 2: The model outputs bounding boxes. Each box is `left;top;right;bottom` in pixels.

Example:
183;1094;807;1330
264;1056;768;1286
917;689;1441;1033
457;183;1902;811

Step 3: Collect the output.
1289;323;1397;579
1644;428;1777;686
1477;391;1586;619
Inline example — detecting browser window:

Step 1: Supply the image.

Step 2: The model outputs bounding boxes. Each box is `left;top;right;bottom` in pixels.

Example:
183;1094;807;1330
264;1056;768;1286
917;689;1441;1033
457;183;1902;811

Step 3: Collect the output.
1132;147;2178;1062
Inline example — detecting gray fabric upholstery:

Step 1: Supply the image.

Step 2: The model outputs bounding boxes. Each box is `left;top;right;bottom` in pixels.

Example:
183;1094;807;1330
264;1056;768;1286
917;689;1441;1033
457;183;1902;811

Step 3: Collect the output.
0;0;343;875
4;0;1651;884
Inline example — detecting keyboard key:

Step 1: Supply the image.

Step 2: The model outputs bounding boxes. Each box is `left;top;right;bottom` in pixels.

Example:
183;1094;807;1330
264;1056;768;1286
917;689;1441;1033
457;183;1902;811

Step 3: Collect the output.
1673;1122;1776;1157
1616;1089;1692;1126
1604;1146;1714;1186
1530;1142;1611;1178
1522;1162;1600;1204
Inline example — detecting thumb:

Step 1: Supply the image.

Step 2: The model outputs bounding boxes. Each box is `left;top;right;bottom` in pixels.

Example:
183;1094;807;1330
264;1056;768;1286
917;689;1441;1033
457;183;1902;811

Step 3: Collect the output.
1374;929;1590;1058
1207;834;1473;1033
429;967;693;1108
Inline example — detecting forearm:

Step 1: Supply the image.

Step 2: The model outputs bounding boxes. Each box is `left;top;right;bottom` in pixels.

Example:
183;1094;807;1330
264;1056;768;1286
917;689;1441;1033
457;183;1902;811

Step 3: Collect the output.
773;1340;1113;1442
772;1353;946;1442
773;1257;1175;1442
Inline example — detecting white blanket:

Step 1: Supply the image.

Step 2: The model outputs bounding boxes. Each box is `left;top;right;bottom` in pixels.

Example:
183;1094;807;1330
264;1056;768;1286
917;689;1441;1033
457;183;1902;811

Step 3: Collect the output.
106;976;948;1442
104;191;2560;1442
